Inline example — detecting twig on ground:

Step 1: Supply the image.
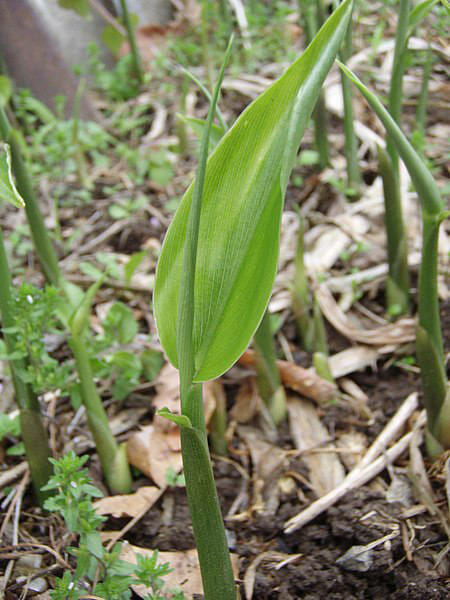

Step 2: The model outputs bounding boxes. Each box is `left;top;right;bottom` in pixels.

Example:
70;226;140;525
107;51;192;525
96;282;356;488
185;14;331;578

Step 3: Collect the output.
284;394;422;533
0;462;28;490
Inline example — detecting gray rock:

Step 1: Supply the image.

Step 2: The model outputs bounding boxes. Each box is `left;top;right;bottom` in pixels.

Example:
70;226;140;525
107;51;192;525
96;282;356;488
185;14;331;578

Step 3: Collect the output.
0;0;104;117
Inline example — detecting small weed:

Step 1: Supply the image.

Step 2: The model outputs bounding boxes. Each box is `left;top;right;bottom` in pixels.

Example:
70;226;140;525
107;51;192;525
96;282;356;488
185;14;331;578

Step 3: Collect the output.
43;452;186;599
165;467;185;488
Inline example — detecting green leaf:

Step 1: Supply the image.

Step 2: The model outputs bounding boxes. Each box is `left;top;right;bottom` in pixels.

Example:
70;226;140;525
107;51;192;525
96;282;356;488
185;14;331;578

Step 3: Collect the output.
141;348;164;381
0;75;12;108
408;0;438;37
101;24;126;56
157;408;193;429
124;250;147;283
154;0;353;381
0;144;25;208
58;0;90;17
104;302;138;344
177;114;226;150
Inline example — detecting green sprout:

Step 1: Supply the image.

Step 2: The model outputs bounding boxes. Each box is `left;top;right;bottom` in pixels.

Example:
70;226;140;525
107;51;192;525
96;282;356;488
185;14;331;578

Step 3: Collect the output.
0;144;52;505
154;3;353;597
0;108;132;494
339;61;449;455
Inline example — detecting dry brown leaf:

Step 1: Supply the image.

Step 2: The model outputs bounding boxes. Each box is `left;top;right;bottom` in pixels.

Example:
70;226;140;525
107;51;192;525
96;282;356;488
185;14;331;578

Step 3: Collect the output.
238;426;288;515
288;396;346;497
94;486;162;518
120;543;239;599
230;378;260;423
127;425;183;488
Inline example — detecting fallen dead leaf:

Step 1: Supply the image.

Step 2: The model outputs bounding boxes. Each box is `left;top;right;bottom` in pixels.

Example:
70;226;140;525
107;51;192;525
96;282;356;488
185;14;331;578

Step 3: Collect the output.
120;543;239;599
288;396;346;497
94;486;162;518
238;426;288;515
127;425;183;488
230;378;260;423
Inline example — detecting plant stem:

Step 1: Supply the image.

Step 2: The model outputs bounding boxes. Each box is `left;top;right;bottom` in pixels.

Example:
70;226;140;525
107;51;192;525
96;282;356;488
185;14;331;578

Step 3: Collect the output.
338;62;449;452
253;311;287;426
209;384;228;456
339;14;360;196
386;0;410;175
119;0;144;85
297;0;329;168
175;39;236;599
415;47;433;143
0;107;133;490
0;230;52;504
377;144;410;316
0;108;62;286
292;215;314;351
70;335;132;493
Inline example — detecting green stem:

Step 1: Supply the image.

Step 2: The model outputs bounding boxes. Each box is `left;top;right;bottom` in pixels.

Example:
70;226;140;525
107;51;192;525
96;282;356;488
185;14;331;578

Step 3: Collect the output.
415;47;433;142
119;0;144;85
386;0;410;174
180;387;235;599
1;107;133;488
377;144;410;316
0;230;52;504
175;39;236;598
418;215;444;363
0;108;62;286
338;62;448;452
298;0;329;168
292;214;314;351
312;293;328;355
209;386;228;456
313;352;334;385
71;78;89;188
340;15;360;196
253;311;287;426
70;335;132;494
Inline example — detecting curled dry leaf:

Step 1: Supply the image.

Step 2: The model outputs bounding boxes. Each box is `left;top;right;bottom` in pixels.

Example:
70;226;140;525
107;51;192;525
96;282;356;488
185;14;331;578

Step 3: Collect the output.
94;486;162;519
238;349;337;404
316;284;416;345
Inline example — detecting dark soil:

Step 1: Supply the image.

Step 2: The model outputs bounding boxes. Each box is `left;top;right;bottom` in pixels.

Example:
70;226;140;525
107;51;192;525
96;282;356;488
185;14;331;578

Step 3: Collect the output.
120;349;450;599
